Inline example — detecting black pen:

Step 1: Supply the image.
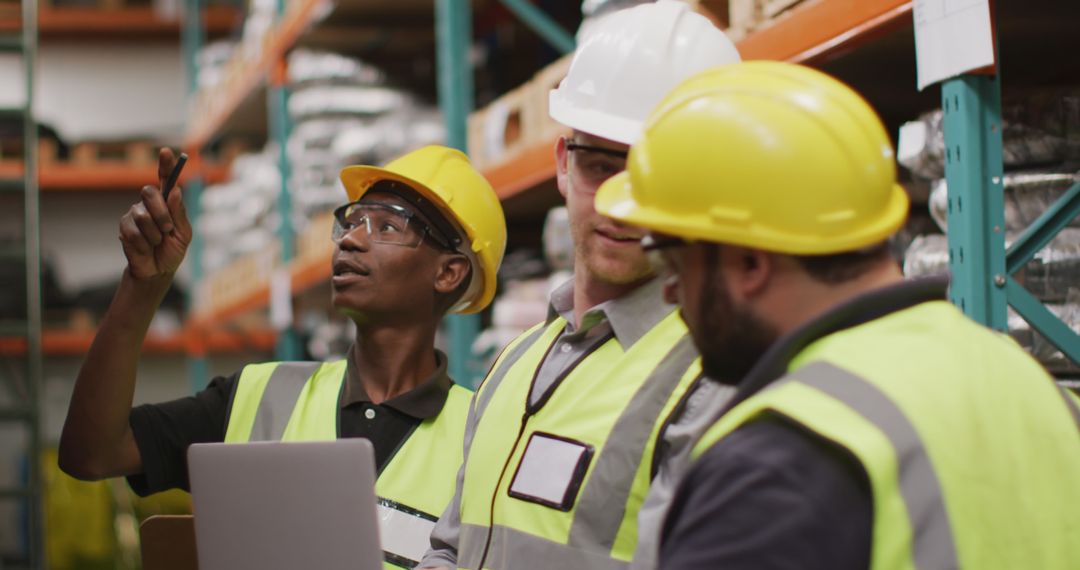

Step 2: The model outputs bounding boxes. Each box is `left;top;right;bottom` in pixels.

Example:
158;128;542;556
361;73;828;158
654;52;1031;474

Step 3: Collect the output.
162;152;188;201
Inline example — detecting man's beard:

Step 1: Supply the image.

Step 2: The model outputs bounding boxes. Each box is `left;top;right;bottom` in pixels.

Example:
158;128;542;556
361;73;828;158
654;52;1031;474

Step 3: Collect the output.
694;252;780;385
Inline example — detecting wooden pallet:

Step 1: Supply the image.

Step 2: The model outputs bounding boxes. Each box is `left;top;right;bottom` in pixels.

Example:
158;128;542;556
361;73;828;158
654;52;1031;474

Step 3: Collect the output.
468;83;531;170
529;54;574;144
70;140;156;166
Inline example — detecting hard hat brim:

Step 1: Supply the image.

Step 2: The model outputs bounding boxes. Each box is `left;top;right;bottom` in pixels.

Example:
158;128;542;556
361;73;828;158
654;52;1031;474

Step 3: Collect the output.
549;90;641;146
596;172;911;255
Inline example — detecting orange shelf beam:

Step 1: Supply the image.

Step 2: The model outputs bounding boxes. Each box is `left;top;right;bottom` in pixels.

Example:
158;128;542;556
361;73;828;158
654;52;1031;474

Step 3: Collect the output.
185;0;917;325
0;328;275;356
0;161;229;191
184;0;326;150
483;138;559;201
737;0;913;64
190;251;333;328
0;6;241;36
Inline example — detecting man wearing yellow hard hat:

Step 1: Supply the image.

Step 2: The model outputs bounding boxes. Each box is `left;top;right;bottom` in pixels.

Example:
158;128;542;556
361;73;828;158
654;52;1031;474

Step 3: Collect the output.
58;145;507;569
420;2;741;569
595;61;1080;568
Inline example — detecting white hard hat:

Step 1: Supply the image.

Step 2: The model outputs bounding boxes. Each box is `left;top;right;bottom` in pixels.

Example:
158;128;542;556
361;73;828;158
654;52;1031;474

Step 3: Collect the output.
550;0;741;145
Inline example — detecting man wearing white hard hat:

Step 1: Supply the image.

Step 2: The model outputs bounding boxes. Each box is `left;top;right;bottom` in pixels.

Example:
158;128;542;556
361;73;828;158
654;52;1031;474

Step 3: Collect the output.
419;2;740;569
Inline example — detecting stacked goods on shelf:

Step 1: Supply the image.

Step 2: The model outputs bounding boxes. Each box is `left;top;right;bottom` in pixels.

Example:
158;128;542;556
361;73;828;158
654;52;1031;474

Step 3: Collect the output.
900;90;1080;372
194;40;237;103
474;207;574;367
468;55;572;171
286;48;444;236
697;0;804;41
195;149;282;313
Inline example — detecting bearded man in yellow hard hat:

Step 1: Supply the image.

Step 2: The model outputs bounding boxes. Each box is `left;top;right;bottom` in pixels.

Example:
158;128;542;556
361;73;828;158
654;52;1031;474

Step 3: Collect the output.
595;61;1080;569
59;145;507;569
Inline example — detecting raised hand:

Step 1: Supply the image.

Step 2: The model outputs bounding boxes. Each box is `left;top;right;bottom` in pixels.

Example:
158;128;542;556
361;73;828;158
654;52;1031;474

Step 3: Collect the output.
119;148;193;280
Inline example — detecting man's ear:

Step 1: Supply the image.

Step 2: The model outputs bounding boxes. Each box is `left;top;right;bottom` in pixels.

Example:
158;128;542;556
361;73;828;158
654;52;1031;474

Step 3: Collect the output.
434;253;471;295
555;135;570;200
718;245;773;302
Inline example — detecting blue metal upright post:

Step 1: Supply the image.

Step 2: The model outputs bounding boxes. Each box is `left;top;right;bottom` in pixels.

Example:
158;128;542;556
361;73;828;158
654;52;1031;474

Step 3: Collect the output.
942;75;1008;330
268;0;302;361
436;0;482;386
270;63;302;361
184;0;211;391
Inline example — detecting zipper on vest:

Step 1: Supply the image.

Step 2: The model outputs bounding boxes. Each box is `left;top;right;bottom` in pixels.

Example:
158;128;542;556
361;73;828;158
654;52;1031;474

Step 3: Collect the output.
474;326;615;568
476;331;564;569
475;410;531;569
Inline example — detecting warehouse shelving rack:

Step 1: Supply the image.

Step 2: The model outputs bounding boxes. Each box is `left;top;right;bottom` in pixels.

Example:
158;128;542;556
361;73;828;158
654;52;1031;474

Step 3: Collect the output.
0;5;259;362
0;2;41;567
939;6;1080;371
180;0;496;386
179;0;1080;391
175;0;925;389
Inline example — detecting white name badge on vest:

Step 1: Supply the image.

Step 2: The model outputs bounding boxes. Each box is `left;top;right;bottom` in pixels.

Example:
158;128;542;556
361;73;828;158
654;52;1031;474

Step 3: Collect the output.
376;498;438;568
508;432;594;511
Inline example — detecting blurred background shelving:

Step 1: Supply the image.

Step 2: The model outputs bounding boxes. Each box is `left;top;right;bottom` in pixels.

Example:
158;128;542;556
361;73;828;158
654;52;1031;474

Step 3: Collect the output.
1;0;1079;567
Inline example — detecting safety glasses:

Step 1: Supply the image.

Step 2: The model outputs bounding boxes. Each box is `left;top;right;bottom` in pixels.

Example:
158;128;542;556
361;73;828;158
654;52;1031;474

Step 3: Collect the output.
331;201;454;250
641;233;689;274
566;142;628;190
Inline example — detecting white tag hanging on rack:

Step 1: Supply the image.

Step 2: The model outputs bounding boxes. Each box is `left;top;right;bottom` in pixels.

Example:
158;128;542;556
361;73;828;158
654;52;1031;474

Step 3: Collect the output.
270;268;293;330
913;0;996;90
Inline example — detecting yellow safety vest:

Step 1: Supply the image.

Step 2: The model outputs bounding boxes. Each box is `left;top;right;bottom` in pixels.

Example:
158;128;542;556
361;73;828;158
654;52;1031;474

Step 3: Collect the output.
223;360;473;569
693;300;1080;570
458;311;700;570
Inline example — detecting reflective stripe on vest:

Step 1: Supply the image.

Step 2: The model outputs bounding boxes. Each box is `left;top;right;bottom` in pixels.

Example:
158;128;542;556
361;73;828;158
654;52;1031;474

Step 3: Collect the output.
692;301;1080;570
224;360;472;569
460;311;700;569
459;523;628;570
1059;386;1080;430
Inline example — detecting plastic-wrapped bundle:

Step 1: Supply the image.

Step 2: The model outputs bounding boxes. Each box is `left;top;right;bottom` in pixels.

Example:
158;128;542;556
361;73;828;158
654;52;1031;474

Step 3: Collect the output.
1008;303;1080;373
898;110;1069;180
404;108;446;151
903;229;1080;303
1010;171;1080;227
927;170;1080;233
1022;229;1080;303
1001;90;1080;164
288;85;408;120
196;41;236;92
199;148;282;274
287;49;385;87
288;117;370;160
332;122;384;166
902;234;950;278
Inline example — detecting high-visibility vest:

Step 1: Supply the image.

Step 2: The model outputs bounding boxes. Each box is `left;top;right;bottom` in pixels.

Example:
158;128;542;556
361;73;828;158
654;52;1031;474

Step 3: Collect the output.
692;300;1080;570
458;311;701;570
223;360;473;569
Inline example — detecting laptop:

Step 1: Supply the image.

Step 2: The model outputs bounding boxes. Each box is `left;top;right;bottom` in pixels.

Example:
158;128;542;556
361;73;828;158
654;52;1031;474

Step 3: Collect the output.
188;439;384;570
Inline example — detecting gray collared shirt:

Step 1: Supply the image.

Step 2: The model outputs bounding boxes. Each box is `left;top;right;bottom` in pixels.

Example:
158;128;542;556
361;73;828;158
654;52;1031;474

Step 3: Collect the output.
419;276;728;569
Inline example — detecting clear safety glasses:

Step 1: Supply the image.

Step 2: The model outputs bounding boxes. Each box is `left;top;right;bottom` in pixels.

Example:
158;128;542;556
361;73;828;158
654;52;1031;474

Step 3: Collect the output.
641;233;689;274
566;142;628;190
331;201;453;250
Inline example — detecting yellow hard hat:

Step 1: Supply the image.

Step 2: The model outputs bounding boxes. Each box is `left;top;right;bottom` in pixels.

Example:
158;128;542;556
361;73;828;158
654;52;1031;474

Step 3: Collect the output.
595;61;909;255
339;145;507;314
